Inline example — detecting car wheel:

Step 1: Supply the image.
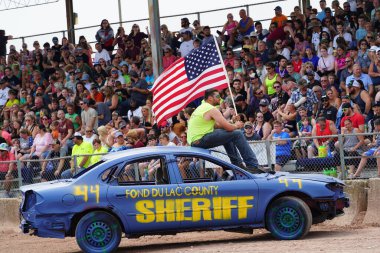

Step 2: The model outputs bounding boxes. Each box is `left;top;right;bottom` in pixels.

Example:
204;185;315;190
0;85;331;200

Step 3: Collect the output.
266;196;312;240
75;211;122;253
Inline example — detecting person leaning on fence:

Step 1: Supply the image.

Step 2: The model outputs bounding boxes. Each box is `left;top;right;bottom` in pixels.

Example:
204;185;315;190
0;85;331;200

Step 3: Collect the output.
268;120;292;171
0;143;16;198
351;118;380;179
307;116;338;158
61;132;93;179
187;89;259;170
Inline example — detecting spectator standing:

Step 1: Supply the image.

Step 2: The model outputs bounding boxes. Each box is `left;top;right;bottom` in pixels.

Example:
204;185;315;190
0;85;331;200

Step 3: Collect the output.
340;102;365;132
80;99;98;133
94;43;111;65
178;31;194;57
269;120;292;171
235;9;255;43
128;70;149;107
271;6;288;27
128;24;149;49
95;19;115;55
219;13;239;48
347;79;372;121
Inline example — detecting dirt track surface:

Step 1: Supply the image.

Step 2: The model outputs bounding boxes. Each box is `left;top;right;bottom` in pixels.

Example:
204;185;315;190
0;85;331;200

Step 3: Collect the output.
2;224;380;253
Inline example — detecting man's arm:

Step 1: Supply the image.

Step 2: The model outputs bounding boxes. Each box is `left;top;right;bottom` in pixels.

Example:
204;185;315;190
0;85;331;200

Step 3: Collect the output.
207;108;242;131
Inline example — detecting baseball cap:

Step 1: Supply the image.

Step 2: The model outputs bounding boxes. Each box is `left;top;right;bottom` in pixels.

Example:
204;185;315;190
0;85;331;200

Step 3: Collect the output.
244;121;253;128
81;73;90;81
374;101;380;107
52;36;58;42
351;79;362;88
321;95;328;100
182;30;192;36
259;98;269;106
342;103;352;109
128;70;139;78
249;31;258;37
369;46;378;52
291;50;299;56
297;79;307;86
0;143;9;151
235;95;245;102
73;132;83;138
114;131;123;138
119;122;127;129
274;6;282;11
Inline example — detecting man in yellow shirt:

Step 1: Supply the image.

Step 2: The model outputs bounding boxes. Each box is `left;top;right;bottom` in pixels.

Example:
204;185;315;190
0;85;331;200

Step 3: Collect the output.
271;6;288;27
61;132;93;178
187;89;258;169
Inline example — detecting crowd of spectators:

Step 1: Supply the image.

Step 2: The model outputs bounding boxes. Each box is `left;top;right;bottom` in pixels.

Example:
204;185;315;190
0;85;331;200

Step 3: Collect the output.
0;0;380;195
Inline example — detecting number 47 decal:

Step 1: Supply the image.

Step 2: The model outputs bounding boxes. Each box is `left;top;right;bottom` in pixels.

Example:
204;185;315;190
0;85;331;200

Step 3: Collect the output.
278;179;303;189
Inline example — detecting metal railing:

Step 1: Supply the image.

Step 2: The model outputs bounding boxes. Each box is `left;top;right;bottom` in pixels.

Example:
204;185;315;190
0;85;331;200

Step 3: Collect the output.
9;0;287;50
1;132;379;197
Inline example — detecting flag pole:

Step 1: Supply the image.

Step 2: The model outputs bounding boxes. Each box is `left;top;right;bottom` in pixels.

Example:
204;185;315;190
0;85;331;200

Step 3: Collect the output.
213;36;238;116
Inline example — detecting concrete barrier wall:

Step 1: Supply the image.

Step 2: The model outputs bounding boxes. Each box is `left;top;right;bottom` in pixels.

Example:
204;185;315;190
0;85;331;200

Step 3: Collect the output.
363;178;380;226
0;198;21;232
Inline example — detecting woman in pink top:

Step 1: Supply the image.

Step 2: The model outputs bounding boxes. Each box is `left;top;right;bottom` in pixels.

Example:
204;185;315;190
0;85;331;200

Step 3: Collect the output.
162;48;177;70
219;13;239;48
334;46;347;75
28;124;53;159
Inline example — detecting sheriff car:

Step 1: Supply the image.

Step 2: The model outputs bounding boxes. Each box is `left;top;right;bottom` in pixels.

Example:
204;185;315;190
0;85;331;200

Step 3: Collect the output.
19;146;349;253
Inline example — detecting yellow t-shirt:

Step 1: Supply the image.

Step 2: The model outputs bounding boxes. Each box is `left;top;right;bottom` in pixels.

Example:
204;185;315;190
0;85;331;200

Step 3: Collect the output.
90;146;109;166
5;98;20;108
72;141;93;168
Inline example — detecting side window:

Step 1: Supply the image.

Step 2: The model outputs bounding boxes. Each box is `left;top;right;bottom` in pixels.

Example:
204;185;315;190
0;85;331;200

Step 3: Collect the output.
117;157;169;185
176;156;235;183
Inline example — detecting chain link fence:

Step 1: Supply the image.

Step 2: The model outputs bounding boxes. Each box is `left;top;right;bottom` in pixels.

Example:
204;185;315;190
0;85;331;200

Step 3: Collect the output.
1;133;379;196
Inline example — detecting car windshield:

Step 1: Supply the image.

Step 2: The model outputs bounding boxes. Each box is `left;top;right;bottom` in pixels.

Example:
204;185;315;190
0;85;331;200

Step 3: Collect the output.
72;160;105;179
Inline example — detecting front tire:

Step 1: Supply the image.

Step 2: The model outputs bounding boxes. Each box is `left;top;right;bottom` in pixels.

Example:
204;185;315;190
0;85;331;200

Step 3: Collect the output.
75;211;122;253
266;196;312;240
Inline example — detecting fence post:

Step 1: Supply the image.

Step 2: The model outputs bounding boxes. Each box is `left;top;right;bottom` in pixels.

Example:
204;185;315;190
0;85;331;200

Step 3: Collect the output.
197;12;201;23
73;155;77;175
16;159;23;190
245;5;249;17
338;134;346;179
265;139;272;169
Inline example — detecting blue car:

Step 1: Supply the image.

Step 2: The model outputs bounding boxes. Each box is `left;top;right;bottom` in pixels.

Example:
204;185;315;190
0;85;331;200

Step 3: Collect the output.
19;146;349;253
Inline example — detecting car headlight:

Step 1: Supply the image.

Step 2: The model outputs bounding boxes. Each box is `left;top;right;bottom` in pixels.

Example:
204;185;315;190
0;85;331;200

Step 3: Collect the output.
22;190;36;212
325;183;343;193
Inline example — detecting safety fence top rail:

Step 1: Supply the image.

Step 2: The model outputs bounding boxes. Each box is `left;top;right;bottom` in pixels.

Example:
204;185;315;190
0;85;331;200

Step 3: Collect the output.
11;0;287;40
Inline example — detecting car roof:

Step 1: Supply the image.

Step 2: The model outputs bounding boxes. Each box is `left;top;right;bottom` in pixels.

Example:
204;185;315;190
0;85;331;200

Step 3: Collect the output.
102;146;211;161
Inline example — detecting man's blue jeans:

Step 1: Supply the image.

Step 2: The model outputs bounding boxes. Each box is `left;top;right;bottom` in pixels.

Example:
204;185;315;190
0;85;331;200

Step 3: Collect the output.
191;129;259;168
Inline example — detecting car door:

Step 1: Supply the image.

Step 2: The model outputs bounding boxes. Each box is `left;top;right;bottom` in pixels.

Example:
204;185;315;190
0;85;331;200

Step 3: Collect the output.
172;154;259;230
107;155;183;234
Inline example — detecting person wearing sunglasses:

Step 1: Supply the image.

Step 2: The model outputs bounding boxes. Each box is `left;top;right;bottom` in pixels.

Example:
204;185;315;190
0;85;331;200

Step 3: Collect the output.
187;89;258;170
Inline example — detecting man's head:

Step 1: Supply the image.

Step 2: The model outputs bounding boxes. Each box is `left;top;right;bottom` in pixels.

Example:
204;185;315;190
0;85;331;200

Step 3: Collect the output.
239;9;247;18
232;79;242;92
204;89;221;106
57;110;66;120
342;102;353;116
73;132;83;145
274;6;282;16
273;120;283;133
317;117;327;129
259;98;270;113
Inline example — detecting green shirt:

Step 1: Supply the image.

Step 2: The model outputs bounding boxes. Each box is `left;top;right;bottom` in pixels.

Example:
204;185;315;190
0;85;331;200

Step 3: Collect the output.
72;141;93;168
65;113;80;130
187;102;215;145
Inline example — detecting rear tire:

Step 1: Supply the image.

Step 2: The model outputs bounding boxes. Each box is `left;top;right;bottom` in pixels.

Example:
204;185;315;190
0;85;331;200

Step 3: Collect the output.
75;211;122;253
266;196;312;240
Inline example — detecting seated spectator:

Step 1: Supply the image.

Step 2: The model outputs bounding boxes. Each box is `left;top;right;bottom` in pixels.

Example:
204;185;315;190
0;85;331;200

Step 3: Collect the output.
352;119;380;178
126;129;145;148
0;143;16;198
368;101;380;133
108;130;130;152
41;139;65;181
334;119;364;178
252;111;272;140
317;94;338;122
61;132;93;179
243;121;260;141
269;120;292;171
258;98;274;124
290;79;319;116
302;47;319;70
277;103;298;137
234;9;255;44
83;127;98;144
294;116;313;159
307;116;338;158
89;139;109;166
263;62;282;97
218;13;239;48
159;133;176;146
340;102;365;132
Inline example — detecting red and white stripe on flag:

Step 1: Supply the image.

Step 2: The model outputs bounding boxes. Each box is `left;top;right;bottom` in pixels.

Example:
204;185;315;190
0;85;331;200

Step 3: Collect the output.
152;38;228;126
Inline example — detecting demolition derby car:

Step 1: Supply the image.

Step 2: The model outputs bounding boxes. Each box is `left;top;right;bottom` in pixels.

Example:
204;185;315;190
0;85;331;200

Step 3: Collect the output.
20;146;349;253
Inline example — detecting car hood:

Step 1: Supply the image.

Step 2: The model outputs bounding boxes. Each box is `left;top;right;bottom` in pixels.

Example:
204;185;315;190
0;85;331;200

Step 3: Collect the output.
20;179;74;193
263;172;344;184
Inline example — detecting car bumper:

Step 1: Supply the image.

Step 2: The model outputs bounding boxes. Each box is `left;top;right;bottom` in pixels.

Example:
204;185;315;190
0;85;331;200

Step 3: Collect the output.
20;212;69;238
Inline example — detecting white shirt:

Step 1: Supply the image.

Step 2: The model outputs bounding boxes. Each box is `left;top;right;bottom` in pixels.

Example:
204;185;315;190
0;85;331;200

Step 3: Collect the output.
83;134;98;144
179;40;194;57
127;106;142;121
279;48;290;60
333;33;352;49
0;87;10;106
94;49;111;64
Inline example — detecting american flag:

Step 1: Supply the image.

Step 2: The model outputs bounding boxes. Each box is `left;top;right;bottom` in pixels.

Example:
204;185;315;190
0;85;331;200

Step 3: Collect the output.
152;37;229;125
